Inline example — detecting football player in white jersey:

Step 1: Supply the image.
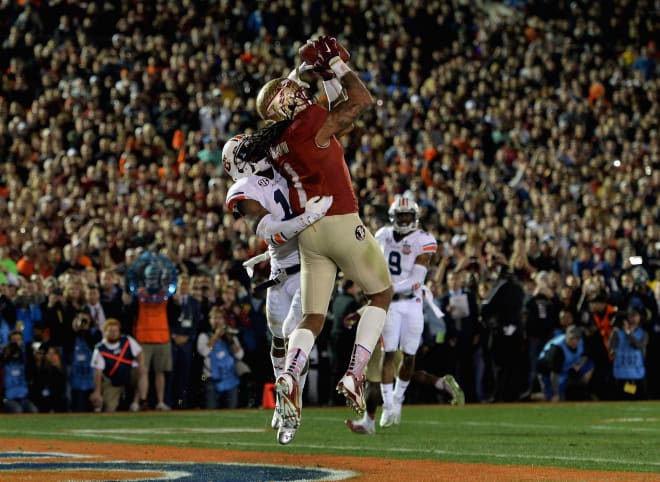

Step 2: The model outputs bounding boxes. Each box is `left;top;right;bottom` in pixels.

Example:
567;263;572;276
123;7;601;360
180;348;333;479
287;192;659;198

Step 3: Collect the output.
223;133;332;431
375;194;440;427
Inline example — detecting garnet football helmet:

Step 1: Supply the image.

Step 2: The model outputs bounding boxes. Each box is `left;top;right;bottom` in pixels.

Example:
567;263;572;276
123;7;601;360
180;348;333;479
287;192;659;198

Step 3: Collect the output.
388;194;419;234
256;77;314;122
222;134;270;181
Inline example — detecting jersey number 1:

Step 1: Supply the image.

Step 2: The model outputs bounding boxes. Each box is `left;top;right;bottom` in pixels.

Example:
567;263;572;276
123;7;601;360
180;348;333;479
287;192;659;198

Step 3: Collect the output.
274;189;295;220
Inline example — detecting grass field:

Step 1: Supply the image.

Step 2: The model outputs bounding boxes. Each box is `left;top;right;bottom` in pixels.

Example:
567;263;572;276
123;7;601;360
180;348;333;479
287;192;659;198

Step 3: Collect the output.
1;401;660;477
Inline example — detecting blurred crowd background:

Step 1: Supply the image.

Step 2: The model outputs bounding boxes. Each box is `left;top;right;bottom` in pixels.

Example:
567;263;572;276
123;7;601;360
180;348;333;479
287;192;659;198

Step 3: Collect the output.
0;0;658;412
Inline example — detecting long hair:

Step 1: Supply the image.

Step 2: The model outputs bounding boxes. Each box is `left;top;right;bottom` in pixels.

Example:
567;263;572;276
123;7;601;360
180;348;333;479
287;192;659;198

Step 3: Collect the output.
245;120;293;162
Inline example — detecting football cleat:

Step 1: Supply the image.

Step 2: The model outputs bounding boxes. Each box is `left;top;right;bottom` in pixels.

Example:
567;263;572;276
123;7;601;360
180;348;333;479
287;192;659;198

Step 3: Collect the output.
391;396;403;425
442;374;465;406
345;417;375;435
379;406;396;428
336;372;366;415
271;408;280;430
275;374;301;445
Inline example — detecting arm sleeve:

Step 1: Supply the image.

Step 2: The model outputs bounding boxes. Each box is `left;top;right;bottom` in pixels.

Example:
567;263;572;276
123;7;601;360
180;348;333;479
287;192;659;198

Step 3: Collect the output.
322;78;344;104
392;264;427;294
255;213;310;247
547;344;565;373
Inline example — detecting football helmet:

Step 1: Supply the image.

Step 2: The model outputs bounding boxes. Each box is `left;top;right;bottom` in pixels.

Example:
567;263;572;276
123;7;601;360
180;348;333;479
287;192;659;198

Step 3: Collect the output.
256;77;314;122
388;194;419;234
222;134;270;181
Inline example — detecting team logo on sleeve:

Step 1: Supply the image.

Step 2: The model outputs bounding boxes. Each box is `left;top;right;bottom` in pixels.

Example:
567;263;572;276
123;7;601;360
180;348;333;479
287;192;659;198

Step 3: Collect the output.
257;178;270;187
355;225;366;241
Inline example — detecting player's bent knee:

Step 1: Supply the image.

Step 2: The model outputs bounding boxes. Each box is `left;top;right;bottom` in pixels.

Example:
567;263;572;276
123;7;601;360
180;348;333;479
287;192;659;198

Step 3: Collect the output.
367;286;393;308
299;313;325;336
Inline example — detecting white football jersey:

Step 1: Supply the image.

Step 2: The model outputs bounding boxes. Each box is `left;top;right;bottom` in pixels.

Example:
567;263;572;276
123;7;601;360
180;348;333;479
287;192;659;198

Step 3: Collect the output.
226;170;299;271
375;226;437;286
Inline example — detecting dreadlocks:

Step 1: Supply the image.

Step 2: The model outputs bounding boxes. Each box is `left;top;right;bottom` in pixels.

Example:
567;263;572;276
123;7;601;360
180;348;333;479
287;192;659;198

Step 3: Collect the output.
244;120;293;162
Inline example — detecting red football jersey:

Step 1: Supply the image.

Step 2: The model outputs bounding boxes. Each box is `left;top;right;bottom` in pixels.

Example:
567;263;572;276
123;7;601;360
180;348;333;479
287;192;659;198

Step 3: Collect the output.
269;104;358;216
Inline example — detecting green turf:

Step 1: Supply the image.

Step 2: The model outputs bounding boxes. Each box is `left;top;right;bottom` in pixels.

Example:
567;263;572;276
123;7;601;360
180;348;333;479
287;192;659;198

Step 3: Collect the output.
1;402;659;473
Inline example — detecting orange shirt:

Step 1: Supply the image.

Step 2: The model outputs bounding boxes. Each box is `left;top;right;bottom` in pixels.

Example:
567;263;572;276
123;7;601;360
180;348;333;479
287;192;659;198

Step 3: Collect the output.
16;257;35;277
134;300;170;344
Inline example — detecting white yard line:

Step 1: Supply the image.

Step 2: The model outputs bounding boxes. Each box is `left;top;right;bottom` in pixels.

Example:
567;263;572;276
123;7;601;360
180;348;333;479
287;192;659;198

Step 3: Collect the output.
3;429;658;469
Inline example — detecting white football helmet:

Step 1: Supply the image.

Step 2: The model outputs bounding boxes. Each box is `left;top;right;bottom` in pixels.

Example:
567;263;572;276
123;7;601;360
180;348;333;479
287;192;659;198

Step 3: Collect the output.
388;194;419;234
256;77;314;121
222;134;270;181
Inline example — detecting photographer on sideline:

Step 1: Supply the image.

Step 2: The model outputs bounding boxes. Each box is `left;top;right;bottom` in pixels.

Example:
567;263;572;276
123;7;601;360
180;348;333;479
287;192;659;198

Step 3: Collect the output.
197;306;244;409
70;310;102;411
537;325;594;402
2;330;38;413
609;307;649;400
90;318;146;412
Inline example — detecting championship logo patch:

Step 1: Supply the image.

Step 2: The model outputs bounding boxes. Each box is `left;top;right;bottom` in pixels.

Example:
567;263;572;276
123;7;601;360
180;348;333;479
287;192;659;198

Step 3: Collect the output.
402;243;411;254
355;225;366;241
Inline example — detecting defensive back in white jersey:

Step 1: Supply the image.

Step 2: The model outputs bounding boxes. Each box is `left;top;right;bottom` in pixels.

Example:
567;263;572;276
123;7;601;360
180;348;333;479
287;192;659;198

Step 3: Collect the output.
374;226;437;286
226;170;300;271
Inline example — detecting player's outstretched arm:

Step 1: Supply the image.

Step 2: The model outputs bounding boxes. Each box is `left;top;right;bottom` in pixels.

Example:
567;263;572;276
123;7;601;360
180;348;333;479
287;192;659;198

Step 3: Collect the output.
310;37;373;146
256;195;333;247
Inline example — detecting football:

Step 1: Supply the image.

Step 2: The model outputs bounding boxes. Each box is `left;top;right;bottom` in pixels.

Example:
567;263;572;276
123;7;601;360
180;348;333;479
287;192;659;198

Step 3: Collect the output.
298;39;350;65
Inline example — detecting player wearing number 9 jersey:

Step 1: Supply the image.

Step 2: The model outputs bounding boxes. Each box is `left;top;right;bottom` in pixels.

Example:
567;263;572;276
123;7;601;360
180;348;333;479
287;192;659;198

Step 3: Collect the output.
375;194;437;428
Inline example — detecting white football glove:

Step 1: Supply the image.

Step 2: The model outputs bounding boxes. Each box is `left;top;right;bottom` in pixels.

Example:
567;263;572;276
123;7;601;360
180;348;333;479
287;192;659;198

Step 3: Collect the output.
303;195;333;225
287;62;315;89
242;251;270;278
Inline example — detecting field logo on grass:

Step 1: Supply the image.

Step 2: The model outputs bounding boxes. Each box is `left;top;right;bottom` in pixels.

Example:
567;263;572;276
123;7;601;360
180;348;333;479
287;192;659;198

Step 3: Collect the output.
0;450;356;481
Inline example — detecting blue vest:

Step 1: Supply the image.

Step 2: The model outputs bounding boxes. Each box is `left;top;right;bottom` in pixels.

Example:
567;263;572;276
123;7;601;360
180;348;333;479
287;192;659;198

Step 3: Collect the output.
539;334;584;386
16;304;41;344
613;327;645;380
3;356;28;400
0;320;9;348
97;336;135;386
209;339;240;393
71;336;95;391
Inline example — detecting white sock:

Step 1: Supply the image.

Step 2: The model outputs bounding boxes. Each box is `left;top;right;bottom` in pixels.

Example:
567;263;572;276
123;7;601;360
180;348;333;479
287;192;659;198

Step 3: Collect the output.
394;378;410;402
354;306;386;352
435;377;445;391
299;369;308;395
381;383;394;408
285;328;315;379
271;354;285;379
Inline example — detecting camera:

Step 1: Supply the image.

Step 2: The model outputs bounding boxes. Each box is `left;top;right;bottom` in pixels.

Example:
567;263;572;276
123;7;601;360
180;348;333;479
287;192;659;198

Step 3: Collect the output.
226;326;240;335
73;313;91;331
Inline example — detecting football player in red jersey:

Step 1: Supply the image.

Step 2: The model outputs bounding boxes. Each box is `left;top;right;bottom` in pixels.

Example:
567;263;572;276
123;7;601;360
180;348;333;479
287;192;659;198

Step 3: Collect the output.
252;36;393;445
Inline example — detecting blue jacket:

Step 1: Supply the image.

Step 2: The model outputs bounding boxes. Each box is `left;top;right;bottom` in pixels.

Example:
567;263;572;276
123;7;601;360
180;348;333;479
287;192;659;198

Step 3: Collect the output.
210;339;240;393
612;327;645;381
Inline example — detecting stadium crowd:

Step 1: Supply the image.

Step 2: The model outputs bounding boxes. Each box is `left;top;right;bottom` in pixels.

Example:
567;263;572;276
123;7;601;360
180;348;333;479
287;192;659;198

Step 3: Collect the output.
0;0;658;412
